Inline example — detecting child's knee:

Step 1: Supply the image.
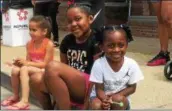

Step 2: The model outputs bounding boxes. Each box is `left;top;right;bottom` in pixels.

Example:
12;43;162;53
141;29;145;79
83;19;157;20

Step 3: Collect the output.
30;73;47;93
112;94;124;101
111;95;128;110
45;61;61;77
90;98;102;110
11;67;20;76
30;73;42;85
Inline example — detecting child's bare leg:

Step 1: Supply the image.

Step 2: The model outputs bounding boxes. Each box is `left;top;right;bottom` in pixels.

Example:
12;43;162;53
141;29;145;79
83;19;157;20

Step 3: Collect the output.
19;66;31;104
11;66;43;107
110;94;128;110
1;66;20;106
30;72;53;109
45;61;86;110
11;66;20;99
90;98;102;110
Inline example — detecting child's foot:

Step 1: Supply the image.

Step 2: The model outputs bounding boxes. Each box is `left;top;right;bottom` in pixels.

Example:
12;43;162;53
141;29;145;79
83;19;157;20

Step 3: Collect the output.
147;51;170;66
6;101;30;110
1;96;19;106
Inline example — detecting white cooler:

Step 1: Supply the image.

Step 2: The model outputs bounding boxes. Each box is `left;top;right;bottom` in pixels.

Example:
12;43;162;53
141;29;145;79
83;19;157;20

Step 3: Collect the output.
2;8;33;47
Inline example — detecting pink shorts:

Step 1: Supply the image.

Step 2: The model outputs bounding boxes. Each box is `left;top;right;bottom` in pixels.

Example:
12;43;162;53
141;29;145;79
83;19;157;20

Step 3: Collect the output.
70;73;90;109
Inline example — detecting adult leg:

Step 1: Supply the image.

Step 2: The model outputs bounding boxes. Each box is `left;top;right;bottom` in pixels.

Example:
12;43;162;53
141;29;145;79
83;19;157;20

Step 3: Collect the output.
30;71;53;109
161;1;172;38
45;61;87;109
47;2;59;46
147;1;170;66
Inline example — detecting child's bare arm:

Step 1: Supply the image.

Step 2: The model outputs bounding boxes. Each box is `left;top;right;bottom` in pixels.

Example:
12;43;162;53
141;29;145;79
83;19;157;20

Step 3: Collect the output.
26;43;31;61
95;83;111;109
93;51;104;60
83;82;94;109
26;41;54;68
95;83;107;101
115;84;136;97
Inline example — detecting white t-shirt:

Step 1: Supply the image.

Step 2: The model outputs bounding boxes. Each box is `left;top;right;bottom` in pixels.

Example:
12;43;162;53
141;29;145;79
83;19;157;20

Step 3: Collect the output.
89;56;144;97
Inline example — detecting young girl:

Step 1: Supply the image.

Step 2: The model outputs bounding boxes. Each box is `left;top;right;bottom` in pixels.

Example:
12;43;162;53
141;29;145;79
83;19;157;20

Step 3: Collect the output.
43;4;101;109
1;15;54;110
89;25;144;110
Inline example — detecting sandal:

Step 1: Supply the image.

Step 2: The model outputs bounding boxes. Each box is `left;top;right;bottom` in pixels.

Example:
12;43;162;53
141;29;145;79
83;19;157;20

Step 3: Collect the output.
6;104;30;110
1;97;19;107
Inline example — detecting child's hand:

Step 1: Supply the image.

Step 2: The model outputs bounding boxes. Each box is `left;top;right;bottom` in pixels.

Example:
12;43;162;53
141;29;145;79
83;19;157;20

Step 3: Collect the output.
4;59;22;67
14;58;28;66
4;61;14;67
102;97;111;110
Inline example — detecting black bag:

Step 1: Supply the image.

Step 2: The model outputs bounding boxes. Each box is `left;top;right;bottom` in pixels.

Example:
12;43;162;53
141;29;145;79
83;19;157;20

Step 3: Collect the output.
9;0;32;9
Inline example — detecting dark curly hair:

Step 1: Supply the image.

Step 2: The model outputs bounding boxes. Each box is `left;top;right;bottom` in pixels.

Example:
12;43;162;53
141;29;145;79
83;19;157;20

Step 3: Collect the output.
67;3;93;16
95;24;133;45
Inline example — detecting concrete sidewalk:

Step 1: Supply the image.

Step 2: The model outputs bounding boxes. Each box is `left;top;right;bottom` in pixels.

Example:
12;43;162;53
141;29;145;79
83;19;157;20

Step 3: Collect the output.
1;87;41;110
1;30;172;109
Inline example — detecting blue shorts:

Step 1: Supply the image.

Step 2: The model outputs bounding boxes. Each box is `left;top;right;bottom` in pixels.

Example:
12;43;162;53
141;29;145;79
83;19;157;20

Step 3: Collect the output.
90;96;130;110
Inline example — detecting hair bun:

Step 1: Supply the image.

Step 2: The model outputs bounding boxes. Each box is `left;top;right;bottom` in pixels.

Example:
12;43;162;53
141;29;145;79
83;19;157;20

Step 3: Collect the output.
120;24;133;42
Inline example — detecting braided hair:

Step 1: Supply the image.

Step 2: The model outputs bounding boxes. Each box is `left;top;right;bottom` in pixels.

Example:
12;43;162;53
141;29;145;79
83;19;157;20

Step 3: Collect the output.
67;3;93;16
95;24;133;45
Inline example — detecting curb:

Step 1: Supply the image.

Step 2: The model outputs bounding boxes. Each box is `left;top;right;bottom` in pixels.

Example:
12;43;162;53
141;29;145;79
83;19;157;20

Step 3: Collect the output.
1;71;42;108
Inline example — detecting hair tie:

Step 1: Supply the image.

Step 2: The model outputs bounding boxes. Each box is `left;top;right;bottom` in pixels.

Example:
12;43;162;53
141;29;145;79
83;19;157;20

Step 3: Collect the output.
120;24;123;28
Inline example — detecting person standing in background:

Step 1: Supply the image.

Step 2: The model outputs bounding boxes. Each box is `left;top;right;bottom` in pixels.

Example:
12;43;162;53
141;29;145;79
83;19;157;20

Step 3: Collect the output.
32;0;60;47
147;1;172;66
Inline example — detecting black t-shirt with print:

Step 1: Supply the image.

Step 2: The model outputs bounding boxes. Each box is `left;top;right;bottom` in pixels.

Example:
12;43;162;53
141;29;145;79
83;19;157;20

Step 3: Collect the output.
60;31;100;74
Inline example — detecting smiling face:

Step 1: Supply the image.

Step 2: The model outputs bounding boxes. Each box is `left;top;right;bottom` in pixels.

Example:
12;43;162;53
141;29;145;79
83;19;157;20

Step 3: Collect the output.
66;7;93;39
102;30;128;63
29;21;47;41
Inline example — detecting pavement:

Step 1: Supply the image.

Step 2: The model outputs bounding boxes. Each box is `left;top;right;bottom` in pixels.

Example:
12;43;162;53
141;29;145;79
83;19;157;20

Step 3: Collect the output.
1;30;172;109
1;87;41;110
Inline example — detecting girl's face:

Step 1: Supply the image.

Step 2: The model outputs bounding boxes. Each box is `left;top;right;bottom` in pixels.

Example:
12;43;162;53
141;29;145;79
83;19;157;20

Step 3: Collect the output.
29;21;47;41
102;31;128;63
67;7;93;38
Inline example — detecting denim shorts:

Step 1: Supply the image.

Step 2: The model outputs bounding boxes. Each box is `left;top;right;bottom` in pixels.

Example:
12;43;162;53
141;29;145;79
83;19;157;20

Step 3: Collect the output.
150;0;161;2
89;96;130;110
